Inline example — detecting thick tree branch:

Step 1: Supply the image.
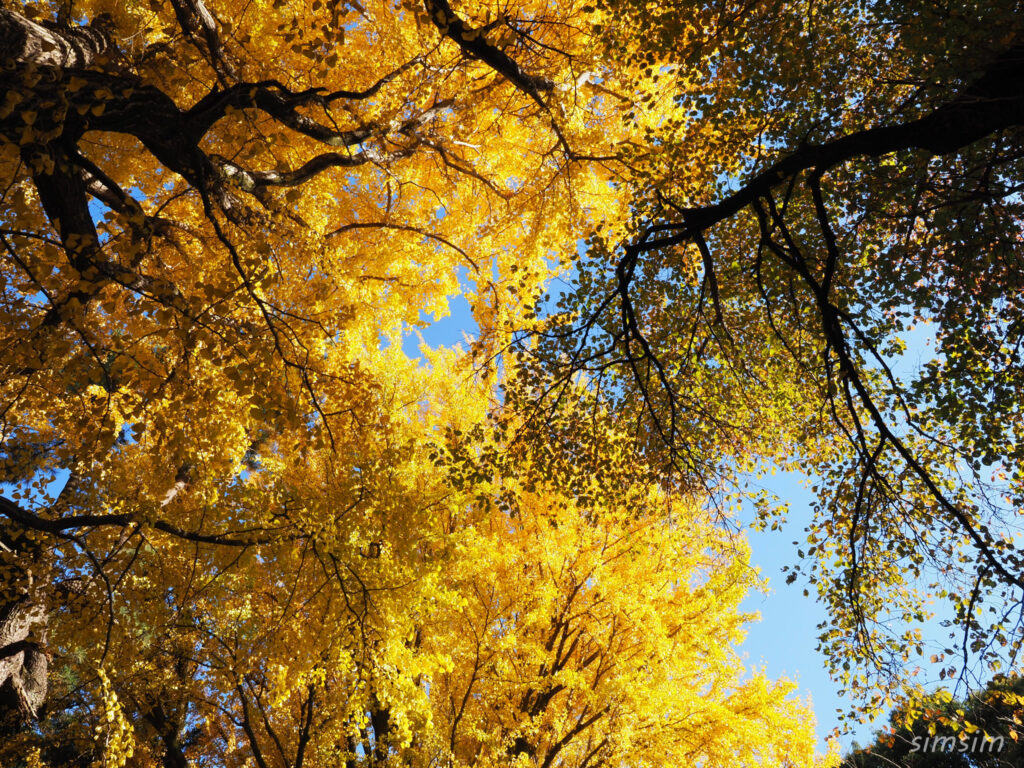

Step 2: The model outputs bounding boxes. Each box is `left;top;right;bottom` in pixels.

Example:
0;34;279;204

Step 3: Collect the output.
141;699;190;768
186;81;446;149
214;148;415;194
26;143;191;329
168;0;238;82
637;39;1024;252
0;579;48;725
423;0;553;99
0;10;116;69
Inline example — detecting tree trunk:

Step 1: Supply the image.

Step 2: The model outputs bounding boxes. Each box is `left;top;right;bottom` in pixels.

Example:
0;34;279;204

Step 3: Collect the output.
0;591;48;727
0;9;115;69
0;500;50;729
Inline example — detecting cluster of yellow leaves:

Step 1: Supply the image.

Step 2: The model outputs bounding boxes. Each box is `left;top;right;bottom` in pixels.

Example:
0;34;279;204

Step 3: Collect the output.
1;0;678;484
0;0;834;765
428;474;824;767
91;669;136;768
5;351;832;766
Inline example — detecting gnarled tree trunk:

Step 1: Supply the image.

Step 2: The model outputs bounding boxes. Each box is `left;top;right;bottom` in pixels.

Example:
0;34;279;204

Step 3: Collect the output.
0;9;114;69
0;553;48;728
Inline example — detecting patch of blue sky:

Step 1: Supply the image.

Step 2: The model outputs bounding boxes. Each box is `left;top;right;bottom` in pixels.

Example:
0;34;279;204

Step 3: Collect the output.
738;462;1011;752
399;266;479;360
401;287;478;359
737;469;878;751
736;310;1018;752
2;467;70;512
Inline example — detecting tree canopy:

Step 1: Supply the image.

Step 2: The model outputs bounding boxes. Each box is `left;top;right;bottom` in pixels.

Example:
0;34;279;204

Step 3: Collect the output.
2;0;1024;765
528;0;1024;721
0;0;826;766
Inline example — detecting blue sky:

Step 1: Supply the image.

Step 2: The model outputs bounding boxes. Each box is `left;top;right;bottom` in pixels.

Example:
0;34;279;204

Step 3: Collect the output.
737;322;948;753
738;471;879;752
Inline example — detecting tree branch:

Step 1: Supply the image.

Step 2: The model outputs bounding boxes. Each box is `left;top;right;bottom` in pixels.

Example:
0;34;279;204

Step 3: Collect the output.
213;147;415;193
637;38;1024;252
422;0;553;99
0;10;116;69
0;495;284;548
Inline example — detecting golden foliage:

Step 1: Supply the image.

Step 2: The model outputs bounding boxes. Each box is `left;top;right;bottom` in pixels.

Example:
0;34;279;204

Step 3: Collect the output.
0;1;826;766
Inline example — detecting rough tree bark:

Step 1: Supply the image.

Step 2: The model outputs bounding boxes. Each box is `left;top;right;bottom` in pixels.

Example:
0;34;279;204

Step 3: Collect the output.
0;505;48;728
0;597;47;724
0;9;115;69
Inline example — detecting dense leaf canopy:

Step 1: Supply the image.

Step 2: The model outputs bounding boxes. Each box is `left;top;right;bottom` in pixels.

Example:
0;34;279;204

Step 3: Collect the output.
2;0;1024;765
528;0;1024;720
0;1;825;767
